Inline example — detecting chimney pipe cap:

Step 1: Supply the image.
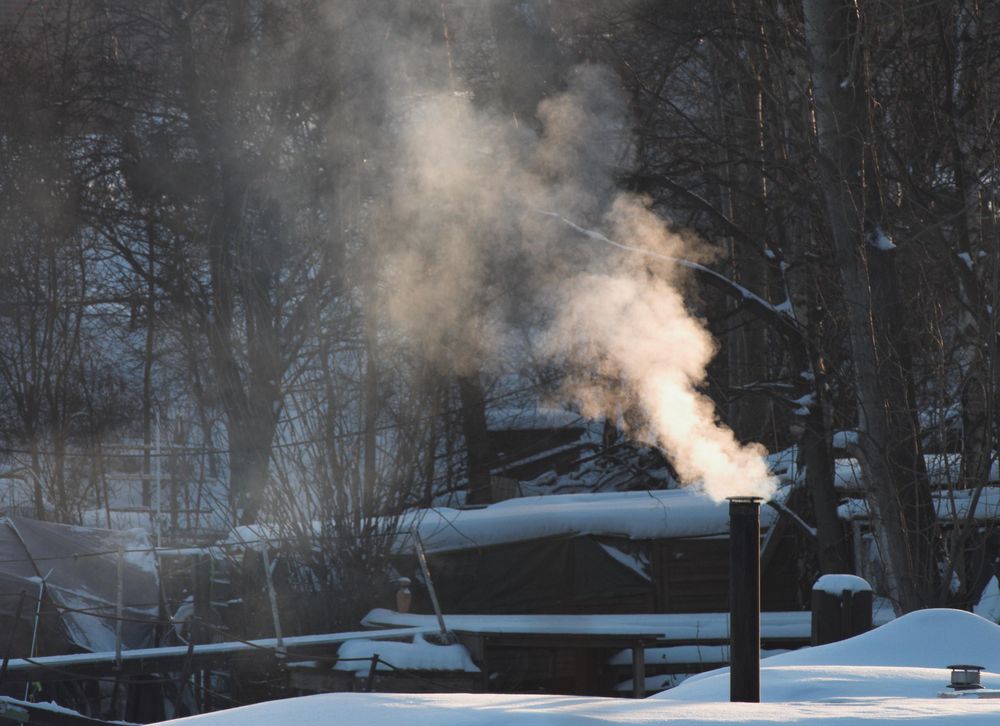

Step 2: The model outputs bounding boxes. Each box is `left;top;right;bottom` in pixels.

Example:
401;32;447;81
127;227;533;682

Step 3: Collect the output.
948;664;984;690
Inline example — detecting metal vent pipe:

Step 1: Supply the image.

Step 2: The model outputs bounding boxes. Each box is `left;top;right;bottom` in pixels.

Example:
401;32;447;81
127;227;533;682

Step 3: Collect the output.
728;496;762;703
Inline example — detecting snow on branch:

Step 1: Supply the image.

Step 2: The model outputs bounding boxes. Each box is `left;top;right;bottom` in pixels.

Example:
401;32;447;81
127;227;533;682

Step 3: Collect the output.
537;210;805;345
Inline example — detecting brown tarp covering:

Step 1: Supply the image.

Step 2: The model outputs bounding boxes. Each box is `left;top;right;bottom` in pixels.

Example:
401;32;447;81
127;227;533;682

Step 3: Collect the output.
418;535;653;614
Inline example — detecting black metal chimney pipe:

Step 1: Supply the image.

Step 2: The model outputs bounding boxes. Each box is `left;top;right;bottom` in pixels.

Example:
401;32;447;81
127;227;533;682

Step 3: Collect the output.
728;496;761;703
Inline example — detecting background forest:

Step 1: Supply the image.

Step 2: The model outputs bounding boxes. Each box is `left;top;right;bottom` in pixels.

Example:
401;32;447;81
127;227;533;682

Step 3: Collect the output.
0;0;997;621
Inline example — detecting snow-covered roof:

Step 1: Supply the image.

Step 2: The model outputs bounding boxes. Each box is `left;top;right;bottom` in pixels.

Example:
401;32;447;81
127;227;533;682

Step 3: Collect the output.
362;608;829;640
224;489;779;556
399;489;779;554
839;486;1000;522
486;406;590;431
766;447;1000;492
833;454;999;491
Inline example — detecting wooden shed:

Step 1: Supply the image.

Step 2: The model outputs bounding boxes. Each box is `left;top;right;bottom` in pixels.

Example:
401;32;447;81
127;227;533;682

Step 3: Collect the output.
395;488;806;616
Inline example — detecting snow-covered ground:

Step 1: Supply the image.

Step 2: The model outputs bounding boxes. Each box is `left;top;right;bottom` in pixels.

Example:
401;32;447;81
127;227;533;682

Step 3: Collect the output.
156;609;1000;724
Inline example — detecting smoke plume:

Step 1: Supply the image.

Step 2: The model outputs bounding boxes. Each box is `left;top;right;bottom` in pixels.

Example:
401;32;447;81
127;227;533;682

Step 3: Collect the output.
379;61;776;501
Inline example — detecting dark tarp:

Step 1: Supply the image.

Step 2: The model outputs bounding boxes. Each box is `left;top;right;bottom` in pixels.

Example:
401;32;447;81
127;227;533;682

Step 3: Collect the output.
0;517;159;657
418;535;653;614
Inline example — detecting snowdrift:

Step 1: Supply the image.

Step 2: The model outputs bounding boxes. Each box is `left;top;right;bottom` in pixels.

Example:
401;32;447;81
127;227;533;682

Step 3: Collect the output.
156;608;1000;724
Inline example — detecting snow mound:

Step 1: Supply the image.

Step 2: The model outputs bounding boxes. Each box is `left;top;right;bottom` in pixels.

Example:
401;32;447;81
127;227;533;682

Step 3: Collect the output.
154;609;1000;724
657;608;1000;702
155;690;1000;725
766;608;1000;671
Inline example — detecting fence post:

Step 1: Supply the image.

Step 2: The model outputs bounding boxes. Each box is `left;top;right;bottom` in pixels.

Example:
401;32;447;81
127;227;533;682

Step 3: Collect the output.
365;654;380;693
811;574;873;646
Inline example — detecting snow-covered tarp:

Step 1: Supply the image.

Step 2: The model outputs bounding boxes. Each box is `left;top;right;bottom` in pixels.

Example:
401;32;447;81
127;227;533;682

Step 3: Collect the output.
397;489;779;554
226;489;779;556
0;517;159;653
156;609;1000;725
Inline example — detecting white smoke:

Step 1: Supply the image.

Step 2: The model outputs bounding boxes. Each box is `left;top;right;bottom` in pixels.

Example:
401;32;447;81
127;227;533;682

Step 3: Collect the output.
379;65;776;501
545;197;776;500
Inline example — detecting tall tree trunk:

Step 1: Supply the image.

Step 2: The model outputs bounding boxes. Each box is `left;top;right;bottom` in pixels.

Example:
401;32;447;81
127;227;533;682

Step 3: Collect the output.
457;373;493;505
363;300;379;512
804;0;937;611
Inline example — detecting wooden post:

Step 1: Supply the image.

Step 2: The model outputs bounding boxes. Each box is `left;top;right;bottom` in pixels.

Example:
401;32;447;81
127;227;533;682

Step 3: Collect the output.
631;640;646;699
396;577;412;613
728;497;761;703
811;574;873;646
365;654;379;693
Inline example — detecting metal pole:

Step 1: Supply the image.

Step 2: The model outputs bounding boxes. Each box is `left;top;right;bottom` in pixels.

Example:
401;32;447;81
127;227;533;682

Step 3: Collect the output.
115;545;125;671
25;571;49;701
155;411;162;547
260;548;285;658
411;529;451;642
728;496;761;703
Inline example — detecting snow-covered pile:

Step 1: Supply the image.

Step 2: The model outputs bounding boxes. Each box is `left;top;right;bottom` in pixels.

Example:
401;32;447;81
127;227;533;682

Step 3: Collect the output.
157;609;1000;724
155;689;1000;724
334;633;479;674
658;608;1000;702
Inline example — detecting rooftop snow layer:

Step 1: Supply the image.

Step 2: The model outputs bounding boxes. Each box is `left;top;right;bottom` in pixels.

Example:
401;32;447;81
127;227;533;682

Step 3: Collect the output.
486;407;590;431
225;489;777;555
362;609;838;640
840;486;1000;521
397;489;779;553
833;453;1000;491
